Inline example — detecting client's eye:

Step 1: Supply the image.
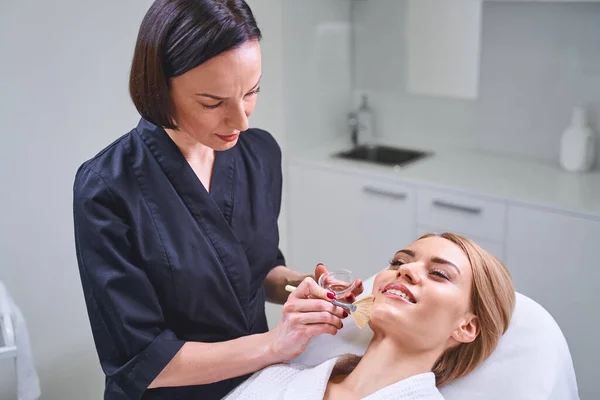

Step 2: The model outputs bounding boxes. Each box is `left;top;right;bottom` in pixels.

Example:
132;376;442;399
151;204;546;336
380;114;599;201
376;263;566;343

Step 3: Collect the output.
388;259;405;270
430;269;450;280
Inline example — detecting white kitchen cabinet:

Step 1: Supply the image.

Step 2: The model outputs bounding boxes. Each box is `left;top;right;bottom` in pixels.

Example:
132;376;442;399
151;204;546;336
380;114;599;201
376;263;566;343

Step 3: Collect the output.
287;163;417;280
417;187;507;242
406;0;482;99
505;205;600;400
358;180;417;273
415;186;507;261
416;224;505;262
287;163;362;275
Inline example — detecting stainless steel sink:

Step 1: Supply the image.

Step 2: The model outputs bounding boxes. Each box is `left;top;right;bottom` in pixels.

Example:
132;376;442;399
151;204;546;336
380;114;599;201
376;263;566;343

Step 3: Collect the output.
334;145;430;167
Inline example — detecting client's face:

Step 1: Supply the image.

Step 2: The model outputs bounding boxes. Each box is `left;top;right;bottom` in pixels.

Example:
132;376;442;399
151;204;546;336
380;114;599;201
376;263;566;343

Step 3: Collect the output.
370;236;479;352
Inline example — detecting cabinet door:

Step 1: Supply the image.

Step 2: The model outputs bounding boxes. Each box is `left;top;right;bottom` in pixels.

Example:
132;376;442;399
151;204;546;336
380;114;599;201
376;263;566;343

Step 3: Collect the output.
505;205;600;400
406;0;482;99
287;163;362;275
417;187;507;242
357;180;417;278
416;224;505;262
287;163;416;281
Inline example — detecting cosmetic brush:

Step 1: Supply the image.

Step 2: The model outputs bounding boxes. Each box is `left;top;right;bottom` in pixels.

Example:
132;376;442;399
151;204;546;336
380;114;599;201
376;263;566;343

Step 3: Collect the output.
285;285;374;329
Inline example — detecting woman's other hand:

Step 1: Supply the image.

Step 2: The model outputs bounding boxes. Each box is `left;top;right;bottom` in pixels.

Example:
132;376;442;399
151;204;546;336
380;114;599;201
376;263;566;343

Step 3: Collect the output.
268;277;346;361
314;263;364;304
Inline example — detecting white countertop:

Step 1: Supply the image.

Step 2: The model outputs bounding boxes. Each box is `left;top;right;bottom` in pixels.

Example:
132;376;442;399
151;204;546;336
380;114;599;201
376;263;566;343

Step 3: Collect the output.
286;136;600;219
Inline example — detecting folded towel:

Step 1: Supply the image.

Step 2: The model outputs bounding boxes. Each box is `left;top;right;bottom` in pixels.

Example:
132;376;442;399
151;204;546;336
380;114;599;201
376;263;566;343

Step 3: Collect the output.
0;281;41;400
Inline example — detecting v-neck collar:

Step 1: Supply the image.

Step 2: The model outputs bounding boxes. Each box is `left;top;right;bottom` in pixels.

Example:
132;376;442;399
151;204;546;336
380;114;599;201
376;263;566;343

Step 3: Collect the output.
134;119;236;215
209;145;236;225
284;357;440;399
134;118;251;323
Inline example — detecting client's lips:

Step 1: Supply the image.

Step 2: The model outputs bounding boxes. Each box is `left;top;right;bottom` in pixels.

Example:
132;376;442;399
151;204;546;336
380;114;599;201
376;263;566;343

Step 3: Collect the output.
382;282;417;304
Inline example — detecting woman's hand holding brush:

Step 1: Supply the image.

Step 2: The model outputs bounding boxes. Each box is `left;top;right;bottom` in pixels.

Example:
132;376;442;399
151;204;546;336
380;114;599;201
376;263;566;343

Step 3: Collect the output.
267;277;347;362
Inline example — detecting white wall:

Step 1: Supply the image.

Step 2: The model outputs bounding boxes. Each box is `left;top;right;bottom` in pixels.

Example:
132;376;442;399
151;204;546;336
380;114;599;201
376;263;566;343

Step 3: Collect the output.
244;0;287;330
246;0;286;254
0;0;288;398
353;1;600;165
0;1;153;398
282;0;353;149
260;0;354;328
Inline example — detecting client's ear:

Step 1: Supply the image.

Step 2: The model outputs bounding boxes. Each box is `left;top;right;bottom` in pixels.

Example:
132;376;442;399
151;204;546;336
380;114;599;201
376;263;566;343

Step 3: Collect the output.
452;313;479;344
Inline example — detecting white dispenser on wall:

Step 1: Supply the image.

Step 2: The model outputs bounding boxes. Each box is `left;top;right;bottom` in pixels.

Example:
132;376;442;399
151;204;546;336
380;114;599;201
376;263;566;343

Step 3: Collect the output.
559;107;597;172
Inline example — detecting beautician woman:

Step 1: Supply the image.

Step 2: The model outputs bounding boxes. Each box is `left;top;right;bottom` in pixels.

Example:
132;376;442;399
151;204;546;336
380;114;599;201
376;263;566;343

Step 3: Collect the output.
72;1;362;399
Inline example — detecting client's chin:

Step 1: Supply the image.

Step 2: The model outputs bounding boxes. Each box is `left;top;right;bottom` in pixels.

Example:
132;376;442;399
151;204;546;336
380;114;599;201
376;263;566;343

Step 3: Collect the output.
367;300;411;338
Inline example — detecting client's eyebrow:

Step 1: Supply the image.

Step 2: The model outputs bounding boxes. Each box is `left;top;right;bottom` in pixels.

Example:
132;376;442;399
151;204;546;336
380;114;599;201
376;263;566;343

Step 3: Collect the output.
396;249;415;257
196;75;262;101
431;257;461;275
395;250;461;275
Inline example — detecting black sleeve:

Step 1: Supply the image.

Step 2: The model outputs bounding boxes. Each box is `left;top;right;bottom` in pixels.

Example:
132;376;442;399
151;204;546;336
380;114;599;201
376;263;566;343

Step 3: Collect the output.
73;166;185;399
275;248;286;268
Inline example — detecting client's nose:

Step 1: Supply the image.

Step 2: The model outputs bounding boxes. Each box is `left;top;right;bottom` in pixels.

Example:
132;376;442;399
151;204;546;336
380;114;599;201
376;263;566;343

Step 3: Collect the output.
396;263;421;285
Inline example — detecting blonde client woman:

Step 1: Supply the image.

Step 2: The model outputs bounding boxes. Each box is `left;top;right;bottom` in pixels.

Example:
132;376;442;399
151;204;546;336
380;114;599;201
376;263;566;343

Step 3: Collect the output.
224;233;515;399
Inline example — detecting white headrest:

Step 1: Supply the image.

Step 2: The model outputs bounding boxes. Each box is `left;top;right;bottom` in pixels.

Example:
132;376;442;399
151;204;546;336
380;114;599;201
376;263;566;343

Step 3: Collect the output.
291;275;579;400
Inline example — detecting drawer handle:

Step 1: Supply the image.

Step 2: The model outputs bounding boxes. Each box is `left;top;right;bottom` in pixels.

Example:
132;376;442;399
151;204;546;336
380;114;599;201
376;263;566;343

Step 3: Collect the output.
363;186;407;200
432;199;482;215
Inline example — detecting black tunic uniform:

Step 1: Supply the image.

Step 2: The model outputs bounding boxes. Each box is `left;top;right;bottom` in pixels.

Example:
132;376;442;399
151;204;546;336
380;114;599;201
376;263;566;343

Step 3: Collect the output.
73;118;285;399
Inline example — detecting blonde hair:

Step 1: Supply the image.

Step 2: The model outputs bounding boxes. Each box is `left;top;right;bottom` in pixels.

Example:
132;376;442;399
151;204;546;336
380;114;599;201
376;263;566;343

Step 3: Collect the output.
421;233;516;387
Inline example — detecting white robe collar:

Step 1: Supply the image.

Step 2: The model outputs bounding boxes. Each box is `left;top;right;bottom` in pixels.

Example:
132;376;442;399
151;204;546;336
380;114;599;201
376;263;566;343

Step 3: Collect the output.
283;357;442;400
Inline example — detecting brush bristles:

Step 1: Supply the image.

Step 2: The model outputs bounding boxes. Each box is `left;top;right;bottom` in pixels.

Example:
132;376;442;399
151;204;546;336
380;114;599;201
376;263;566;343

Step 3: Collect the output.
350;295;374;329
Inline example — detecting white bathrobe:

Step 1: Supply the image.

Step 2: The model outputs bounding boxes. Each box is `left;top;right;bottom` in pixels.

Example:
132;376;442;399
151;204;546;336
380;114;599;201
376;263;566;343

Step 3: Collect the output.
223;356;444;400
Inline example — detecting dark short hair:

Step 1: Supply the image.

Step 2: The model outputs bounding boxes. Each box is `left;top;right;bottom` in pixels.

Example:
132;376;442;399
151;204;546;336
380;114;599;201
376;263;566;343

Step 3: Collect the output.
129;0;262;129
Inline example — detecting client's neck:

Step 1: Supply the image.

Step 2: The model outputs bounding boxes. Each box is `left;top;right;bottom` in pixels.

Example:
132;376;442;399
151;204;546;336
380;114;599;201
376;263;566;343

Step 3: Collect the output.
331;333;440;398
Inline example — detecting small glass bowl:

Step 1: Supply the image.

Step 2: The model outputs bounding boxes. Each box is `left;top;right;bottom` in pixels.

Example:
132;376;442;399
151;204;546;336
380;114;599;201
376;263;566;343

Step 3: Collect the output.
318;269;356;299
